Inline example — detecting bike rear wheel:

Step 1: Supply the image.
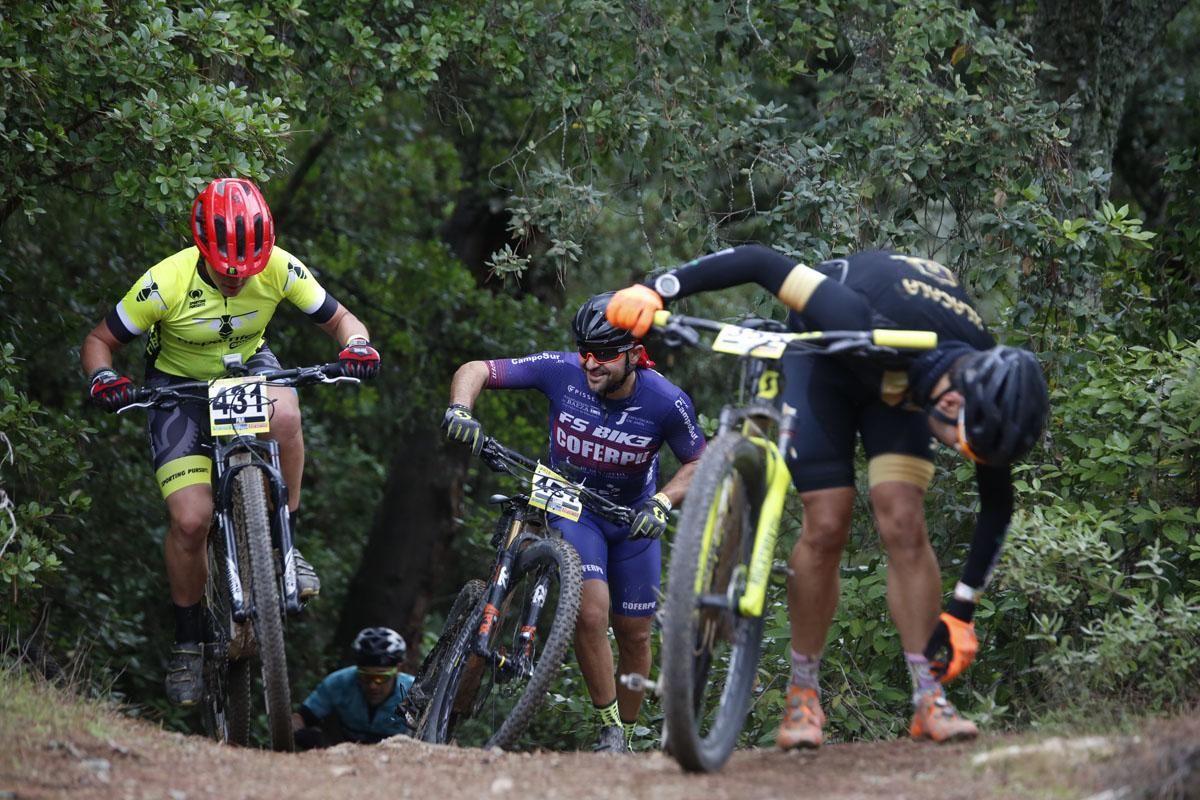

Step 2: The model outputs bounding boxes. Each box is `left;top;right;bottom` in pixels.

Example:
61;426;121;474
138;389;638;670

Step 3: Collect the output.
232;460;293;752
421;537;583;749
662;431;768;773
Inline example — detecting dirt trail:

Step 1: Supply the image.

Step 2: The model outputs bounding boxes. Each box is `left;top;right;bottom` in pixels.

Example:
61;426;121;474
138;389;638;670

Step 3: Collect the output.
7;707;1164;800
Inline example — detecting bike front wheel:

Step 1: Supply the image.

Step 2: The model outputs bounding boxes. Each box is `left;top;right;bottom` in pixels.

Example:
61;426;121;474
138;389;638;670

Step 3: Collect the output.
201;523;252;746
662;431;768;773
421;537;583;749
232;461;293;752
406;578;487;732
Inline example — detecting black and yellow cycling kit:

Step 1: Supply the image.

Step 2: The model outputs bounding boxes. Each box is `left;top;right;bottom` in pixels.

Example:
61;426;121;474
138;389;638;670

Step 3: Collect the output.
652;246;1011;593
105;246;339;497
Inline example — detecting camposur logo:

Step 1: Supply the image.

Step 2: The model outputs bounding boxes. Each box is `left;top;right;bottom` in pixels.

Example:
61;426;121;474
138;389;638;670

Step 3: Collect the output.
511;352;558;366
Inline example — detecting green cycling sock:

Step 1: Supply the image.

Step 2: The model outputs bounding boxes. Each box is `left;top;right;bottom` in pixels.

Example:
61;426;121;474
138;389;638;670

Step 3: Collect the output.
595;699;621;728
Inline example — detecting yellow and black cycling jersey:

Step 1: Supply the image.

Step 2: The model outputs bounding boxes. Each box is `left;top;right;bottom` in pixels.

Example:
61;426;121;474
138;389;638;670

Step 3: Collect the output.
105;246;338;379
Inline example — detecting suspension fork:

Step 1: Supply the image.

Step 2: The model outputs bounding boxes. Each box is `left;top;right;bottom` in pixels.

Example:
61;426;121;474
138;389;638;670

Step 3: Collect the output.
734;405;797;618
213;437;299;621
735;438;791;618
472;512;545;680
472;512;522;659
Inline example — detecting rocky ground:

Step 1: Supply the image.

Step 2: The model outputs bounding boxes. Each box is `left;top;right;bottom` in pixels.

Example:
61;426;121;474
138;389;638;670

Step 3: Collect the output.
6;699;1197;800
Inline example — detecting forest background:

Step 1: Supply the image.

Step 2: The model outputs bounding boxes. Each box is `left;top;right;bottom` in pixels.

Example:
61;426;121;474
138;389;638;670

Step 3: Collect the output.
1;0;1198;750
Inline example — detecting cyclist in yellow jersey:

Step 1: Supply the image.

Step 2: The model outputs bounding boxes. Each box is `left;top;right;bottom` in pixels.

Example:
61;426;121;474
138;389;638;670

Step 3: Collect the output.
81;178;381;705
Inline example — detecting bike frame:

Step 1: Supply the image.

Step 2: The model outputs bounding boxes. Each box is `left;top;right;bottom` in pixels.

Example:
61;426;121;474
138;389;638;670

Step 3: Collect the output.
470;503;551;681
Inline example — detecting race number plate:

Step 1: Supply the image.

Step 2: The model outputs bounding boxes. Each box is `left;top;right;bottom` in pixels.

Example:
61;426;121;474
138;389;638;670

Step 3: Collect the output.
711;325;792;359
209;376;270;435
529;463;583;522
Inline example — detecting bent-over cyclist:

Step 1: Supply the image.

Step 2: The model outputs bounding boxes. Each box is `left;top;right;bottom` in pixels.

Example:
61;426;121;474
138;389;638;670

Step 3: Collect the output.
80;178;381;706
443;293;706;752
292;627;415;749
606;247;1048;747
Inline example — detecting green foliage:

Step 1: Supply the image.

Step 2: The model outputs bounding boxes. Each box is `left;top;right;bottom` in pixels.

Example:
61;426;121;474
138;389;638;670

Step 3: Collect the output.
0;0;1198;749
984;335;1200;712
0;345;93;632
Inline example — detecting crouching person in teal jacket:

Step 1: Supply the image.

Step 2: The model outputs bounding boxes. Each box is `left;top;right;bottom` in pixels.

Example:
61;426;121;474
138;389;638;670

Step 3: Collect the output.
292;627;415;749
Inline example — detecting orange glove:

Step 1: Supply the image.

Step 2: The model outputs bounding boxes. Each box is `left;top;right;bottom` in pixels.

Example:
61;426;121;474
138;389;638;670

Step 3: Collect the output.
605;285;663;338
923;612;978;683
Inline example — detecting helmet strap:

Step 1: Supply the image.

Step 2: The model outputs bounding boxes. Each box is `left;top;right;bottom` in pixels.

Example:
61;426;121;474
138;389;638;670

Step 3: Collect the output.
925;385;959;427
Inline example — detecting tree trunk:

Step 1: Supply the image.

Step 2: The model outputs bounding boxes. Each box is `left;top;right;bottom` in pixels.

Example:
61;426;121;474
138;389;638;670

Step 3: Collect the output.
1029;0;1190;176
332;425;472;664
334;184;521;663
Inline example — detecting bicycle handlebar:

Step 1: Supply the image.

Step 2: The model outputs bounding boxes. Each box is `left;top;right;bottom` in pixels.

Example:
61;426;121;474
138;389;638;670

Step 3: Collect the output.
477;436;633;526
119;362;358;413
650;310;938;357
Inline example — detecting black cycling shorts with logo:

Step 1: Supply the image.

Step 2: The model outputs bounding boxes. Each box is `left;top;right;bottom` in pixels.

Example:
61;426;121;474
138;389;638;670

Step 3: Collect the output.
147;347;283;498
780;353;935;493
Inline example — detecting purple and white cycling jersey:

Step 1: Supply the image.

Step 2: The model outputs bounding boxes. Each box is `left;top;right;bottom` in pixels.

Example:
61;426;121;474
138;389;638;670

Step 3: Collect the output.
484;351;705;506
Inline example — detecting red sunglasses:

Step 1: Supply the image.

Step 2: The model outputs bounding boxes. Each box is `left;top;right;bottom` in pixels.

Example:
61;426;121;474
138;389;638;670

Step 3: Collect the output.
578;344;635;363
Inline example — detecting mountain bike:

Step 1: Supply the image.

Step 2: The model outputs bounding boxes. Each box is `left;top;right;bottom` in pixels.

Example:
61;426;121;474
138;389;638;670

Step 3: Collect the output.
649;310;936;772
416;436;633;749
121;355;358;751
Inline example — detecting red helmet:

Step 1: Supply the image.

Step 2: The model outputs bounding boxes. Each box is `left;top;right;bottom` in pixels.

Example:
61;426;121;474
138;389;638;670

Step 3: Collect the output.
191;178;275;277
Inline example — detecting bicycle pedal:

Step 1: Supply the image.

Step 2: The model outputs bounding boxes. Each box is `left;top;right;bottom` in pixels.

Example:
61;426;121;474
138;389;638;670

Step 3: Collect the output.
696;592;734;610
619;672;662;695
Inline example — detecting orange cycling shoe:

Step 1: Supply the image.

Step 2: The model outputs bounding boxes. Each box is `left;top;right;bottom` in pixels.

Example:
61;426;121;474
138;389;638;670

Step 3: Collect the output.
776;686;825;750
909;690;978;743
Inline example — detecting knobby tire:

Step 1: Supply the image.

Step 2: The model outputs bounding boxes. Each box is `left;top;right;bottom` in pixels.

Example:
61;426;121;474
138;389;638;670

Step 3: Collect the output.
233;463;293;752
420;537;583;749
201;524;252;746
662;432;768;773
408;579;487;732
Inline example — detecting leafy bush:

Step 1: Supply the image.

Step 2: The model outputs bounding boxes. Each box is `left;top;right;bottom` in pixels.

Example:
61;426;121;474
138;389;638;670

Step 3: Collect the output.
0;345;93;637
985;335;1200;715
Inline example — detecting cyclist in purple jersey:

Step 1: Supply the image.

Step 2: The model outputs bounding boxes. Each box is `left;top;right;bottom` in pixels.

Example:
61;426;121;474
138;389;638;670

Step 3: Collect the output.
443;293;704;752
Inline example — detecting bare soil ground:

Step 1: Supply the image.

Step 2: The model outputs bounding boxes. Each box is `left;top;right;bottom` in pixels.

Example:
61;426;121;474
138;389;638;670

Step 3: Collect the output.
9;701;1196;800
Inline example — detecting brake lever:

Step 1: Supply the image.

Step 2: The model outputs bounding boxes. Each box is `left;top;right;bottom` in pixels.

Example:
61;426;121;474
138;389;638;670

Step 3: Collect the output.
657;324;700;349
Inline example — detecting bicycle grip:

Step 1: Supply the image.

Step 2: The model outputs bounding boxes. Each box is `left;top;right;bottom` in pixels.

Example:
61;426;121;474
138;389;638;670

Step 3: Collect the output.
872;329;937;350
653;309;673;328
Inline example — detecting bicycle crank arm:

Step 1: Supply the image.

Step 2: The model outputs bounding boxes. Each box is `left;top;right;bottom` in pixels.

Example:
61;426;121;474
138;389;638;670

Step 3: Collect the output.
696;592;735;610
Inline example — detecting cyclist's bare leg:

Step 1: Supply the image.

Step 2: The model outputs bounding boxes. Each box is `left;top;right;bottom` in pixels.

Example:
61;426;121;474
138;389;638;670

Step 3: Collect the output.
163;483;215;607
869;481;939;653
265;385;303;512
612;613;652;721
574;579;617;706
787;487;855;655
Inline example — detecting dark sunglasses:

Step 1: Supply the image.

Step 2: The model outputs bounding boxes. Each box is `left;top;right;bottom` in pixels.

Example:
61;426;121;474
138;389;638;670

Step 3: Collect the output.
578;343;636;364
